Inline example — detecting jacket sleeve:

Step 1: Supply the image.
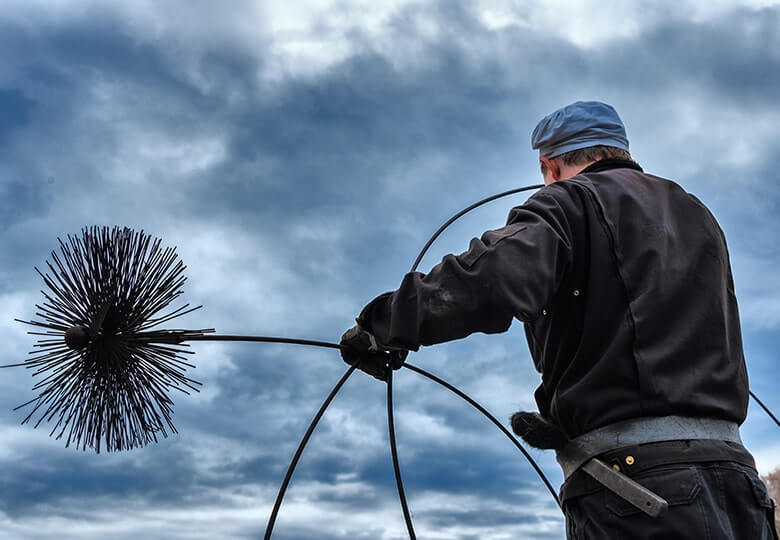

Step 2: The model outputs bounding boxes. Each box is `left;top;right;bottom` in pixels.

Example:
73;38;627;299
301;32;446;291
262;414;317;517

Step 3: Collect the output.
358;189;575;350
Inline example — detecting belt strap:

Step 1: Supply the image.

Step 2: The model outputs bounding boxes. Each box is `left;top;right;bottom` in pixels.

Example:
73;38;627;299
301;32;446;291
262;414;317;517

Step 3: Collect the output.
556;415;742;479
554;416;742;518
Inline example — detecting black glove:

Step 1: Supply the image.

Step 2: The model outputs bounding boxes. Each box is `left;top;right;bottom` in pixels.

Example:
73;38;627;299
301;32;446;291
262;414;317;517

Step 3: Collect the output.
340;324;407;381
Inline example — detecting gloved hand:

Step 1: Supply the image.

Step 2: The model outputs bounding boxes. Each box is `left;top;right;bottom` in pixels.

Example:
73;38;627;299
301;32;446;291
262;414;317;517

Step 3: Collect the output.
340;324;407;381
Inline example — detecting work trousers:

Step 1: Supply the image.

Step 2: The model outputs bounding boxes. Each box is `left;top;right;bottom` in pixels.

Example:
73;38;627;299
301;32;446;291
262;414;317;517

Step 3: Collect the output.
563;461;778;539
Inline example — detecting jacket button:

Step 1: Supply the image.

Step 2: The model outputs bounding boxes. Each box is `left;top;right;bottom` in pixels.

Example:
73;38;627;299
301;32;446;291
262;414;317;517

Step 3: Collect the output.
542;309;547;316
612;464;621;472
625;456;635;465
573;290;580;296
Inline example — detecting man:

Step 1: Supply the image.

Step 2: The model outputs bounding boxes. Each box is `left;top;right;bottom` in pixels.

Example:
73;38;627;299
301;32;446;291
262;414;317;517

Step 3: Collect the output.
340;101;777;538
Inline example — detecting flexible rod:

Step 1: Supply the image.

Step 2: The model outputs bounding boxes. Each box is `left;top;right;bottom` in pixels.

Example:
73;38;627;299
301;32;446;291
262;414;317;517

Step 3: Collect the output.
387;371;416;538
750;390;780;428
186;333;559;537
403;363;561;508
263;364;358;539
187;334;342;350
410;185;543;271
183;335;778;501
181;334;776;536
385;183;544;536
209;184;560;539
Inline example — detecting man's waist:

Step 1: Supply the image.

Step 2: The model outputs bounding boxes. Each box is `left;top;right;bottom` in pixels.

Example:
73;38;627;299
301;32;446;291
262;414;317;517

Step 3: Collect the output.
559;438;756;502
555;415;742;479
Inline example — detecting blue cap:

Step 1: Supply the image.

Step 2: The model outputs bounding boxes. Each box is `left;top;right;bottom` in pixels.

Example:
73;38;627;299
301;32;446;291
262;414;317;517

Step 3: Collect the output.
531;101;629;158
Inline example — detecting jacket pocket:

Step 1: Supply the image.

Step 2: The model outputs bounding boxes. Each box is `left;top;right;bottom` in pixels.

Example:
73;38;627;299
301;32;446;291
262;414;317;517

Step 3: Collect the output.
744;468;779;540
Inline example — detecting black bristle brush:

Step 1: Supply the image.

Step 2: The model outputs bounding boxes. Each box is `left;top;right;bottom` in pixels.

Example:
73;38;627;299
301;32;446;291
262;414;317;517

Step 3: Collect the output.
2;225;342;453
4;226;213;453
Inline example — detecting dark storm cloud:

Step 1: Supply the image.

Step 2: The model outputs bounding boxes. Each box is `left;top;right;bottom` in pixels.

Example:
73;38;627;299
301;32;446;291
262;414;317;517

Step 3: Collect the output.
5;2;778;268
421;503;551;529
183;48;529;297
0;88;35;144
0;176;52;231
610;8;780;105
0;16;208;104
0;445;200;518
358;447;540;495
179;2;780;287
0;81;53;241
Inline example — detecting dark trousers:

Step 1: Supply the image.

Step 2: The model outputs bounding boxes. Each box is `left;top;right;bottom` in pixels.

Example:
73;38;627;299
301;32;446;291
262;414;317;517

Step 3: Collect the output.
563;461;778;539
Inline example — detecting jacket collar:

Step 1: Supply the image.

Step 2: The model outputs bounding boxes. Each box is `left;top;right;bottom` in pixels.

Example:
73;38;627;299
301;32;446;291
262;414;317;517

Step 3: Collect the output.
580;158;643;174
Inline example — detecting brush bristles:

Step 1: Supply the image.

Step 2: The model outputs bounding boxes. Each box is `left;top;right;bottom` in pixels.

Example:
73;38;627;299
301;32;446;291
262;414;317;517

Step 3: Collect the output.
11;226;213;453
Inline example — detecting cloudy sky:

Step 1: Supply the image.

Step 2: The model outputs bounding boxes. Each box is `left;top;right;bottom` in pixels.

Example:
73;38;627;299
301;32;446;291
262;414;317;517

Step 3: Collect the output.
1;1;779;538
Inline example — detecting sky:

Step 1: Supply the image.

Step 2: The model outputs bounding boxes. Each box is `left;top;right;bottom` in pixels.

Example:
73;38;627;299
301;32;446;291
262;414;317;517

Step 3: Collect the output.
1;0;779;538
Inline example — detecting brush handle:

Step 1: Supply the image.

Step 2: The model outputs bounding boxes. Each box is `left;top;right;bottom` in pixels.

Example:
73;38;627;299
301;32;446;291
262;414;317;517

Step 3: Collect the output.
184;334;343;350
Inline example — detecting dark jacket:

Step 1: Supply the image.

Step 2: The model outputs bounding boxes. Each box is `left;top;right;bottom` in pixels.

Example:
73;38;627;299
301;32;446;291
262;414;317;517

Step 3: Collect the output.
360;159;749;438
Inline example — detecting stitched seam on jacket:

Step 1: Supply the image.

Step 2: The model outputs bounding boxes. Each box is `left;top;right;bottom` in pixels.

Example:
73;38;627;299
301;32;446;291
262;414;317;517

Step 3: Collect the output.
576;178;647;413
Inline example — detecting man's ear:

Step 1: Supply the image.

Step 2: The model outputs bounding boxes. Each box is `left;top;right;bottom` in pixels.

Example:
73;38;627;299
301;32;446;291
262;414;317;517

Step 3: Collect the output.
540;156;560;181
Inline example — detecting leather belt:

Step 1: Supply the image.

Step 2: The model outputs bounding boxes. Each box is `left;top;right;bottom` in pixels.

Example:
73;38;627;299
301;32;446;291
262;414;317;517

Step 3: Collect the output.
555;416;742;517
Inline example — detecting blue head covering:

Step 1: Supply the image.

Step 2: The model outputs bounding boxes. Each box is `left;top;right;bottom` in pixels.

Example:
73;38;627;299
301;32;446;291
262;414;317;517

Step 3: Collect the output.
531;101;629;158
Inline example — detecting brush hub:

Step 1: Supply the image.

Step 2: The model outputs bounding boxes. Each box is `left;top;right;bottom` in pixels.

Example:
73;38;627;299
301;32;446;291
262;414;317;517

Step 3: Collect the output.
64;325;91;350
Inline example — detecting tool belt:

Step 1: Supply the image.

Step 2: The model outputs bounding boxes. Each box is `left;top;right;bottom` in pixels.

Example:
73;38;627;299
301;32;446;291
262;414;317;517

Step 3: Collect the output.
555;416;743;517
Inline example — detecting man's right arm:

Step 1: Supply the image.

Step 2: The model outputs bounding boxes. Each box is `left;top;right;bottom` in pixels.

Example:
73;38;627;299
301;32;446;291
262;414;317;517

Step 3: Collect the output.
357;189;576;351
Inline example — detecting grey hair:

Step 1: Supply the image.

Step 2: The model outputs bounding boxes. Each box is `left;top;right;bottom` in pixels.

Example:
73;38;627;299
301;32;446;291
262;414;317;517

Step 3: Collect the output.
540;145;634;174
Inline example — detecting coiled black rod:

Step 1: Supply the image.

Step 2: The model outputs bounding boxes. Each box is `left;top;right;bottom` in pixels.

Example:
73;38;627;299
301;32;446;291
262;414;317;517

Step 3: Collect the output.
258;184;545;538
220;333;561;538
184;336;776;535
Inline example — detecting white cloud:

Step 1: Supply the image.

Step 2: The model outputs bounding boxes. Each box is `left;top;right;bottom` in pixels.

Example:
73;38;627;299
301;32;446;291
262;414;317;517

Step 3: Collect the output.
175;228;344;338
82;79;229;186
0;291;39;361
0;423;66;461
474;0;780;48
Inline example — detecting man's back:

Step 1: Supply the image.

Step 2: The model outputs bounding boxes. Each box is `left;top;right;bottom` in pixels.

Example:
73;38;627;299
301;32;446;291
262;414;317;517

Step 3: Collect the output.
526;159;749;437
